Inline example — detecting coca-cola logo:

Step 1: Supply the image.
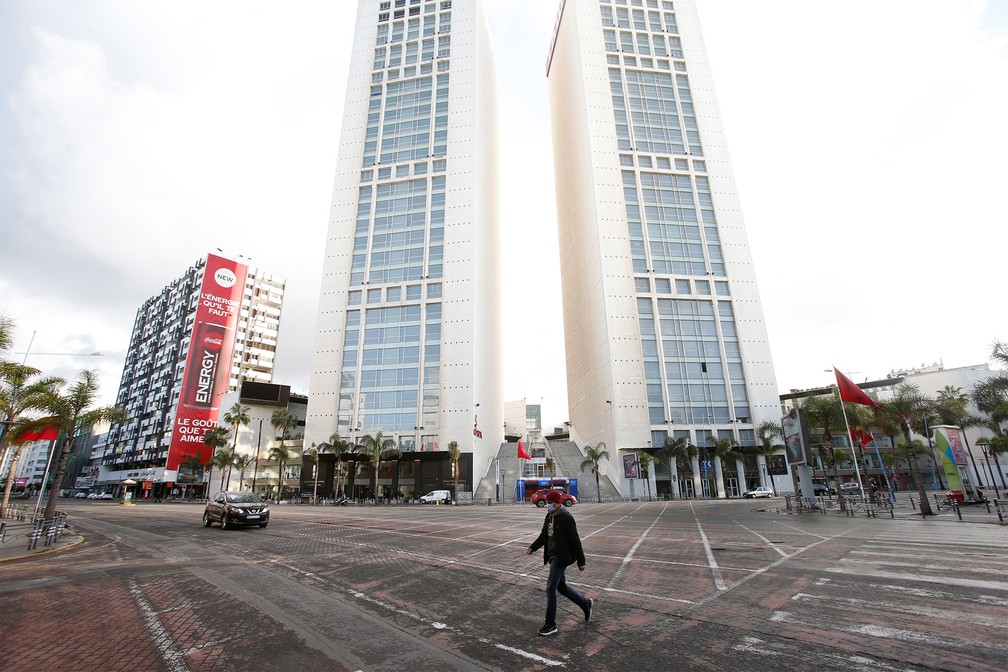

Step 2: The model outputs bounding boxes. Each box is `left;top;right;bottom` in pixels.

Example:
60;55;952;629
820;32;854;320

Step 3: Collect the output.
203;335;224;350
214;267;237;288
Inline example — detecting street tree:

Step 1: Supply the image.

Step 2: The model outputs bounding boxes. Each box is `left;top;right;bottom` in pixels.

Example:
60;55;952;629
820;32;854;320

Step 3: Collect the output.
359;432;396;501
879;383;935;515
270;408;299;499
38;370;125;520
0;370;62;518
448;440;460;502
756;420;784;494
204;427;232;493
580;442;610;503
326;431;352;497
658;435;697;498
222;403;250;490
637;451;657;501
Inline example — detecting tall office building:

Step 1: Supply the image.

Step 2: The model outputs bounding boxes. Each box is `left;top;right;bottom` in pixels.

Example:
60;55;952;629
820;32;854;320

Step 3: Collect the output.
102;253;285;497
307;0;503;493
547;0;780;497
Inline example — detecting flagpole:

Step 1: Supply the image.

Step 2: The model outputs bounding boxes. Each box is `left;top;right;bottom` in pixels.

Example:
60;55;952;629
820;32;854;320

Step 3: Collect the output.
869;432;896;503
835;377;867;502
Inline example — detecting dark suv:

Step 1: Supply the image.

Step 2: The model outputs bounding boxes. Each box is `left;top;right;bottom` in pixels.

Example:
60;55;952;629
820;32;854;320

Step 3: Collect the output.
203;492;270;529
812;483;835;496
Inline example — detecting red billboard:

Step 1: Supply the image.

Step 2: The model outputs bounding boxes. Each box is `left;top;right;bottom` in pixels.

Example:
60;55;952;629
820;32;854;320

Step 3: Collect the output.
166;254;248;472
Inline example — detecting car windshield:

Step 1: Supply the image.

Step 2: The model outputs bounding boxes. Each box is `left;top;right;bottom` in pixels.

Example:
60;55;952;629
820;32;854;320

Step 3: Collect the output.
226;493;262;504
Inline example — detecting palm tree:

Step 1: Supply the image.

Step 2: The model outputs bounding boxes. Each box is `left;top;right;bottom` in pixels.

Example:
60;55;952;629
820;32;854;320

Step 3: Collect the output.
307;442;320;503
232;453;251;490
359;432;396;501
580;442;610;503
0;369;63;518
637;451;657;501
182;453;205;498
204;426;232;493
756;420;784;494
657;435;697;498
448;440;461;502
270;408;299;499
880;383;935;515
37;370;125;520
222;403;250;490
708;437;741;498
326;431;352;497
267;442;292;500
801;394;849;511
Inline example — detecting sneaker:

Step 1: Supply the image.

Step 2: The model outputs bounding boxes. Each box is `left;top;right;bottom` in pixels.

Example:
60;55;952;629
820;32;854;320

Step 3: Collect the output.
584;598;593;623
538;624;558;636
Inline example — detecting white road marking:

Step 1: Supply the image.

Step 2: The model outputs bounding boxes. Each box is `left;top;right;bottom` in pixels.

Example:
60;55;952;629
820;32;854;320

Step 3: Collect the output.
733;519;788;557
691;502;726;591
607;503;668;589
128;579;191;672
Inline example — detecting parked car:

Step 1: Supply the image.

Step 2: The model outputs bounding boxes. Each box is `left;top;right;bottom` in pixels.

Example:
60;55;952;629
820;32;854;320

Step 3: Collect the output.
74;491;89;499
839;482;861;493
812;483;835;496
742;486;775;499
98;492;116;500
419;489;452;504
86;492;100;500
531;488;577;507
203;491;270;529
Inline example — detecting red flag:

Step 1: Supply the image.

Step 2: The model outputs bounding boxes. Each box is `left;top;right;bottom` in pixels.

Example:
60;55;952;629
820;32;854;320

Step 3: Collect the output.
849;427;873;448
14;427;59;442
834;367;882;409
518;440;532;460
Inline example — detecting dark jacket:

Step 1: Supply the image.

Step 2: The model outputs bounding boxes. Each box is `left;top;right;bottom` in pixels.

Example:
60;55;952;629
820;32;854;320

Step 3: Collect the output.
529;508;586;568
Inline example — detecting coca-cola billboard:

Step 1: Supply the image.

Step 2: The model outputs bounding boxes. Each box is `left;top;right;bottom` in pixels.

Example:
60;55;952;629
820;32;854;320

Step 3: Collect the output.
166;254;248;472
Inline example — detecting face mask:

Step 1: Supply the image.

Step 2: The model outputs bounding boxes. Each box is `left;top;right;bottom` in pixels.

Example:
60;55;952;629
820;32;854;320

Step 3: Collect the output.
546;503;557;513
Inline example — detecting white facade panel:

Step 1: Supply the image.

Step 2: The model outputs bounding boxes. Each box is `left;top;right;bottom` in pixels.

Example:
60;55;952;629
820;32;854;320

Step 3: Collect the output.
549;0;781;497
308;0;502;487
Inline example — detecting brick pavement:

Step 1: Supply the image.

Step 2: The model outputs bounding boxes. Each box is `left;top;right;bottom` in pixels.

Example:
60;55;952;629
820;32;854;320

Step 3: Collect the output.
1;497;1005;671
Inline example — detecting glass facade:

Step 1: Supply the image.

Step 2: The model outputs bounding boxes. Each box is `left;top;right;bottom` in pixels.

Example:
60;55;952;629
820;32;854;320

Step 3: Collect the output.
600;0;752;445
337;0;453;444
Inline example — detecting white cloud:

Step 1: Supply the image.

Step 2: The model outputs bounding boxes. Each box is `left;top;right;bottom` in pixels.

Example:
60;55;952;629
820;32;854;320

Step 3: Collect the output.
1;0;1004;426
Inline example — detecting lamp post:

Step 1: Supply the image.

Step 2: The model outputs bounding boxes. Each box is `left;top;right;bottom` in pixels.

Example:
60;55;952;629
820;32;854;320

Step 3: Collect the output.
979;440;1000;499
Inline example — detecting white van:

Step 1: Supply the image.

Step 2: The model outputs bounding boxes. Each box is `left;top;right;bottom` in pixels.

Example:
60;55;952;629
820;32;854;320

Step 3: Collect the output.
419;489;451;504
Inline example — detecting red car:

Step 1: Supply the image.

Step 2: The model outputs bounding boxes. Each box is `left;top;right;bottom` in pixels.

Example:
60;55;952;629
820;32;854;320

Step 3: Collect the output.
531;488;577;508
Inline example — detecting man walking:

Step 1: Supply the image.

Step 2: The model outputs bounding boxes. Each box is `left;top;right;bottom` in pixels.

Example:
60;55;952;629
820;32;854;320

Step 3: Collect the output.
526;489;593;636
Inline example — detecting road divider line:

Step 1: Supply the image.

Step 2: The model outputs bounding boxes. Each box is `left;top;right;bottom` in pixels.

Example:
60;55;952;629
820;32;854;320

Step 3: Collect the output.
732;519;787;557
690;502;726;591
128;579;191;672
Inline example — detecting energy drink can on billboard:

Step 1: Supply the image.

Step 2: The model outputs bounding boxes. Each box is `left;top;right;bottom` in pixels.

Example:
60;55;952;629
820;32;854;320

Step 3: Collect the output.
183;320;232;411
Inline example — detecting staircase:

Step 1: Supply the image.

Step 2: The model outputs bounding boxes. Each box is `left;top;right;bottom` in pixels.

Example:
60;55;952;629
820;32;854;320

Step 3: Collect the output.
546;439;622;502
473;440;622;503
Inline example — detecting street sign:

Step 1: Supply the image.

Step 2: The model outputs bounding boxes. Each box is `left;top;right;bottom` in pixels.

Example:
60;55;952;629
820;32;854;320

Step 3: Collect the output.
701;459;714;472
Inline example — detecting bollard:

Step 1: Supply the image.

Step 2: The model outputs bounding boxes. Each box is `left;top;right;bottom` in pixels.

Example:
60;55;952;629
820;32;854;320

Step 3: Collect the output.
985;500;991;513
0;521;5;543
910;496;916;510
996;500;1004;523
953;501;962;521
27;519;44;551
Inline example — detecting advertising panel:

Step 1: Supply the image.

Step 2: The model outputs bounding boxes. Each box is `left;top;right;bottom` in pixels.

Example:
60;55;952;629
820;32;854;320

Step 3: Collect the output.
166;254;248;472
782;408;813;466
933;425;967;493
623;453;640;479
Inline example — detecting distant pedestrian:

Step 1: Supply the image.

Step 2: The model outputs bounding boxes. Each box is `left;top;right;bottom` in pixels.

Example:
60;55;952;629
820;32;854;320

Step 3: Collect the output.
526;489;593;636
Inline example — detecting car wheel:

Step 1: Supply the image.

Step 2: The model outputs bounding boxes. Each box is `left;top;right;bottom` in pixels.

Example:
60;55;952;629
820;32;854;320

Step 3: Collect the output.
203;512;212;527
221;515;230;530
535;500;545;508
259;521;268;528
564;499;575;507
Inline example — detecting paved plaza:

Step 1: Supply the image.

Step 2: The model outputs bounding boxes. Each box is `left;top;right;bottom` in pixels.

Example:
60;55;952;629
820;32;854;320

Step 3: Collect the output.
1;498;1006;671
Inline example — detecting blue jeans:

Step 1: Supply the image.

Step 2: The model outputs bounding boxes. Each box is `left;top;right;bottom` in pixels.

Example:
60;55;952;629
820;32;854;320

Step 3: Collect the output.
545;558;588;627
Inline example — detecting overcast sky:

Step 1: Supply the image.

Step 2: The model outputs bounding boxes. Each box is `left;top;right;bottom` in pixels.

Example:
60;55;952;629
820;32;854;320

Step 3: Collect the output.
2;0;1006;430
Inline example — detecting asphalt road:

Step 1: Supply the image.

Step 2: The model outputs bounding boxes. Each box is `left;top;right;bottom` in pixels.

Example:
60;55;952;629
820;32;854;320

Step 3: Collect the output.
1;499;1006;671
